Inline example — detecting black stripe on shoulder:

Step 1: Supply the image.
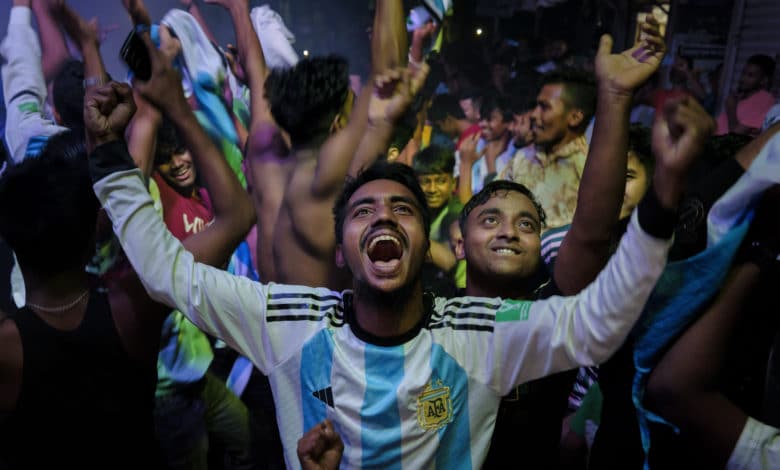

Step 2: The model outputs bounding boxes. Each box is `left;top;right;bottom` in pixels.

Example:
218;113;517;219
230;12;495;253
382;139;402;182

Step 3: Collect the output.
443;298;501;310
429;321;494;333
269;292;342;302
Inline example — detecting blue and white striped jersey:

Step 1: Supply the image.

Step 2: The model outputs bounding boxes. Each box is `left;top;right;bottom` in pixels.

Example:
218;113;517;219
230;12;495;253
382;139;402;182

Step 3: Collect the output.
96;167;672;469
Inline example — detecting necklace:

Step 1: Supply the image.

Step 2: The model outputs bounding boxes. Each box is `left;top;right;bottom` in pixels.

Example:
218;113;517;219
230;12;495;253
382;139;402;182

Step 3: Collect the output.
26;289;90;313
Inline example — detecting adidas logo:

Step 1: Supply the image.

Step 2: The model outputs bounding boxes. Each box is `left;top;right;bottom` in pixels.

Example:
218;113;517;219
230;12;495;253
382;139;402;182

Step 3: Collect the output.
313;387;334;407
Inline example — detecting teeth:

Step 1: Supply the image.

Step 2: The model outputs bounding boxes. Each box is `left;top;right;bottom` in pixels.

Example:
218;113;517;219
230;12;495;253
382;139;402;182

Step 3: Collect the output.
368;235;401;251
495;248;517;254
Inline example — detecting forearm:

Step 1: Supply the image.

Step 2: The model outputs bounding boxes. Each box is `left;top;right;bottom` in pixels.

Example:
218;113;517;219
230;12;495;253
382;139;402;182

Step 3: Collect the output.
126;105;162;179
350;122;395;176
226;2;270;124
187;2;218;45
555;91;632;294
457;162;473;204
31;0;70;83
167;102;253;222
371;0;407;74
648;263;760;405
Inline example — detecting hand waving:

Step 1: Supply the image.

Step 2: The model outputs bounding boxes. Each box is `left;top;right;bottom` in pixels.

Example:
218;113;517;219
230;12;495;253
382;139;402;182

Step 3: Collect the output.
595;15;666;96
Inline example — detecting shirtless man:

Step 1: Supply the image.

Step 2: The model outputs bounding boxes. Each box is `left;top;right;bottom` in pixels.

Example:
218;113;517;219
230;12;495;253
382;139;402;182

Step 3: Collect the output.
211;0;425;288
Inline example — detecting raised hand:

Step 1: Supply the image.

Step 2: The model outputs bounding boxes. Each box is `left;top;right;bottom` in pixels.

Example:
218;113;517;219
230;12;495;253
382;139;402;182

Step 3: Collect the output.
132;30;189;113
203;0;248;10
84;82;137;148
368;63;430;128
297;419;344;470
651;96;715;208
121;0;152;26
595;14;666;96
459;132;483;166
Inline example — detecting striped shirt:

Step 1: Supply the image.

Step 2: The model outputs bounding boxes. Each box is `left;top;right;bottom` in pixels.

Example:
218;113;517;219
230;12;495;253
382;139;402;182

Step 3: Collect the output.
94;157;672;469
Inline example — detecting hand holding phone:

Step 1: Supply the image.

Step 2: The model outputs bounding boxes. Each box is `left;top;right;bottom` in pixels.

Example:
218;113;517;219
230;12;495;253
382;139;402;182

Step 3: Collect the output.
120;25;152;81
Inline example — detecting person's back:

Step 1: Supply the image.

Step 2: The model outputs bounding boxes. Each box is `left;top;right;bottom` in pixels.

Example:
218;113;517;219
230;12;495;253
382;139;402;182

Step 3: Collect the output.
0;132;164;468
266;56;355;289
274;153;351;289
0;283;158;469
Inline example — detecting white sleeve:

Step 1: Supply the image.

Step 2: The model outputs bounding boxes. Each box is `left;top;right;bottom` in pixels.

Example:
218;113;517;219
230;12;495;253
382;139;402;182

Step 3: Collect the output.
1;7;68;162
727;417;780;470
94;167;330;373
443;208;672;395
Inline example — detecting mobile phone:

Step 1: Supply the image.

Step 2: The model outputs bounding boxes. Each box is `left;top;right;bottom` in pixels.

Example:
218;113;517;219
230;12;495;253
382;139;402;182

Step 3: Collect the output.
120;26;152;81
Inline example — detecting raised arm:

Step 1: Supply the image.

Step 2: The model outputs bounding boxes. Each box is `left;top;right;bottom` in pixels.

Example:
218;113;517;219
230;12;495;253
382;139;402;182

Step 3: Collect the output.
133;31;255;268
646;187;780;468
311;0;414;194
54;2;108;86
180;0;218;45
554;15;666;295
205;0;290;281
32;0;71;83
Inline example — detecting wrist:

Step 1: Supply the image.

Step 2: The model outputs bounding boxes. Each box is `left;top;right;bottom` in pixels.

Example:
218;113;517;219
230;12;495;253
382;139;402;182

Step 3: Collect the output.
597;82;635;103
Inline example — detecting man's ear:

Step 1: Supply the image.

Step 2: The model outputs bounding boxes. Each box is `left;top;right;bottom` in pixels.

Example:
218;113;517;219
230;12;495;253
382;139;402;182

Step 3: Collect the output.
335;244;345;268
567;108;584;130
454;237;465;261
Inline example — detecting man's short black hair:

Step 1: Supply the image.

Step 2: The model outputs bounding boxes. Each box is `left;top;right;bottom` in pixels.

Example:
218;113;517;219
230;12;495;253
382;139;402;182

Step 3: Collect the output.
628;124;654;174
459;180;546;235
412;145;455;176
333;160;431;244
746;54;776;84
265;55;350;146
0;131;98;277
540;67;597;132
154;117;187;166
428;94;466;123
52;59;86;132
480;93;513;122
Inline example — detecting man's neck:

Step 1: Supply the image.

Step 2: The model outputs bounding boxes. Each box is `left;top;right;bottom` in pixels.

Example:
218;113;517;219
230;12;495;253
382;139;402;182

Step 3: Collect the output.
738;88;763;100
465;276;535;300
24;267;89;307
541;131;581;155
457;120;475;134
352;281;425;338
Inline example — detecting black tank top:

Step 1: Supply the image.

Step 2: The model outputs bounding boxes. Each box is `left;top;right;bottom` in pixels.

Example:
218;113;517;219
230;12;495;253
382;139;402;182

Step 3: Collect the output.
0;286;161;469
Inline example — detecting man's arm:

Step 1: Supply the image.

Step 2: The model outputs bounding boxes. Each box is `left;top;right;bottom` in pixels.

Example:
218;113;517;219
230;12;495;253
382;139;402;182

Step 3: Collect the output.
133;32;256;268
1;0;68;162
54;2;108;87
554;16;666;295
311;0;412;195
645;186;780;468
31;0;71;83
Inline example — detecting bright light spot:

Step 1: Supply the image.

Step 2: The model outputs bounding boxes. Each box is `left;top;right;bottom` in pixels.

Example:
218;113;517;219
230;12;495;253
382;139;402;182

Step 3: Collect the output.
476;28;483;36
303;50;310;57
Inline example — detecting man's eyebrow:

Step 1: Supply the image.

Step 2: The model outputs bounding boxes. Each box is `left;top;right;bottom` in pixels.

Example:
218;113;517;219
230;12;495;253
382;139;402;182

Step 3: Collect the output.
390;195;422;209
347;196;375;211
518;210;541;225
476;207;502;218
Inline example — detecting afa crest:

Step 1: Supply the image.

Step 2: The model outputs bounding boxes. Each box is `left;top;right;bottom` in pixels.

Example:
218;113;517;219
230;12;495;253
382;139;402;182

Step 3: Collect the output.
416;379;453;430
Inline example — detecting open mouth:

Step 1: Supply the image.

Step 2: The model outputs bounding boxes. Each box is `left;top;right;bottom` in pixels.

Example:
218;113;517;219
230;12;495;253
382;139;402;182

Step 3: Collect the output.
367;235;403;263
172;167;191;181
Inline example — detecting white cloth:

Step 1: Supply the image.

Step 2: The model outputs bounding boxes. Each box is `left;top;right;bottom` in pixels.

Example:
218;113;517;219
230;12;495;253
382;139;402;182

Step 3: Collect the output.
251;5;298;69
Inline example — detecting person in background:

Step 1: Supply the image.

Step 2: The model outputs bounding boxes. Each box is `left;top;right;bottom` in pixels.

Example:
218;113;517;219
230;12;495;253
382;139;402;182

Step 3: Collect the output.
716;54;777;137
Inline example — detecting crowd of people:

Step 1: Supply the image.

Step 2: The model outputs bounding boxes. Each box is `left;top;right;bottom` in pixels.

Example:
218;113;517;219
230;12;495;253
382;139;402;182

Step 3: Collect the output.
0;0;779;468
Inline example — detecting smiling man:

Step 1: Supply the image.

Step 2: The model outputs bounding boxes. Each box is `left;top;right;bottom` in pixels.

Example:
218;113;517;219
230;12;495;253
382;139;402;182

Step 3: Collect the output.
501;67;596;230
93;92;693;470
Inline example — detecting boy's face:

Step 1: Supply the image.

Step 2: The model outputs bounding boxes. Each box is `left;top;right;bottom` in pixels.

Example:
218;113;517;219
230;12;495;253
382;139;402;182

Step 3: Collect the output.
157;150;197;191
417;172;455;211
620;152;649;220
